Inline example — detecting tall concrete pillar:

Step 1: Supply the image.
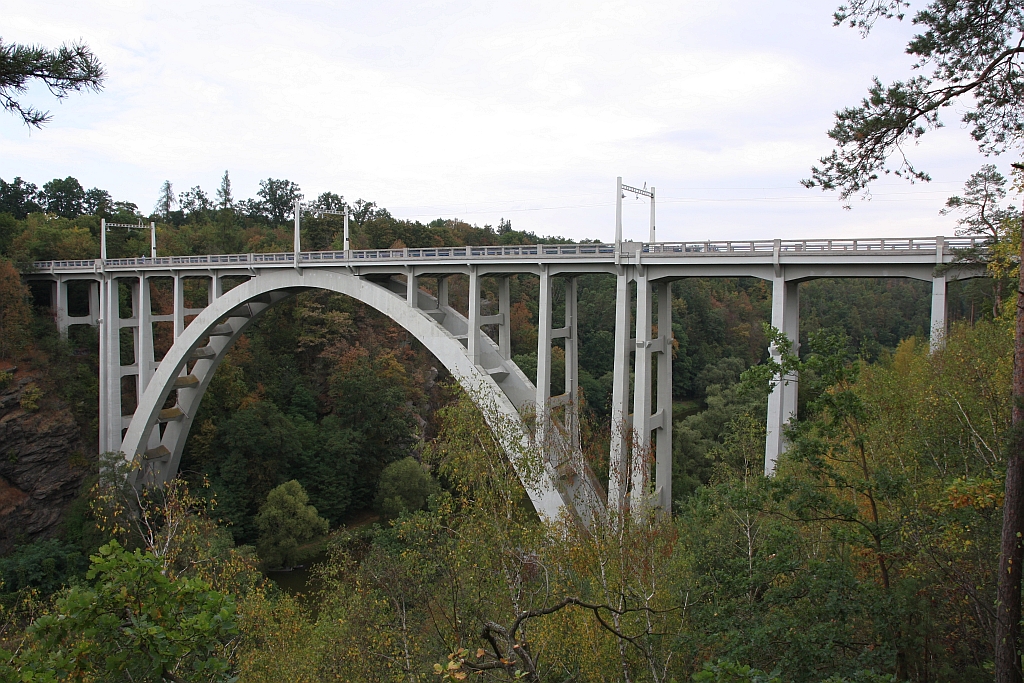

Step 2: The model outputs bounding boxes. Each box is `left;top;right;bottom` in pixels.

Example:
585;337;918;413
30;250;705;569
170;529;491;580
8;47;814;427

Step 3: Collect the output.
88;280;100;327
99;276;124;454
535;268;553;444
930;236;947;351
930;276;947;352
631;272;654;503
468;267;481;365
137;276;154;398
654;281;673;512
135;275;160;452
54;277;69;338
173;273;185;339
562;277;579;450
765;276;800;475
608;267;633;511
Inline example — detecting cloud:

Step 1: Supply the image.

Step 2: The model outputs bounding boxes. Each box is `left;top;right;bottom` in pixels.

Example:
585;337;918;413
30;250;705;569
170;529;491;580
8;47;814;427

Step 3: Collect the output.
0;0;995;241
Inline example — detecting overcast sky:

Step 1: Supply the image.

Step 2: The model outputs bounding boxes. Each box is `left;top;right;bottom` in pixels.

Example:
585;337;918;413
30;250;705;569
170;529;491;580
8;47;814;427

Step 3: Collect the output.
0;1;1008;243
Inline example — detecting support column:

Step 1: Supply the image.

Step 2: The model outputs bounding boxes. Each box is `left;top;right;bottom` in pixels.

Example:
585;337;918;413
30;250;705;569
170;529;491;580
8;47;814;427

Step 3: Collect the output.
437;276;450;310
468;267;481;365
654;281;672;512
88;280;100;326
631;272;654;505
135;276;160;452
54;277;69;338
137;275;154;396
535;268;553;445
765;276;800;475
930;276;947;352
497;277;511;360
407;268;419;309
211;272;223;300
930;235;947;352
99;276;124;454
608;267;632;510
173;273;185;339
563;277;579;451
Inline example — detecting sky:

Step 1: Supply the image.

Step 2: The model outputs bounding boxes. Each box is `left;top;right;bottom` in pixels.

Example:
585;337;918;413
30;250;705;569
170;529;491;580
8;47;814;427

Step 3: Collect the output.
0;0;1010;243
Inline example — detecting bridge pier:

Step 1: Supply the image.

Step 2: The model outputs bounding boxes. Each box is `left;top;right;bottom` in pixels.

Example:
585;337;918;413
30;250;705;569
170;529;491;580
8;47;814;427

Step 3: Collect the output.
99;276;123;454
629;273;673;513
765;276;799;475
608;268;632;511
930;275;947;352
930;238;948;351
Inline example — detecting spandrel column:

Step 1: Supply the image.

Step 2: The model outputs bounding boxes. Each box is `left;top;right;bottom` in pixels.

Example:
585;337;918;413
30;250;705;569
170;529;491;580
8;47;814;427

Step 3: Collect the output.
608;267;632;511
630;272;654;508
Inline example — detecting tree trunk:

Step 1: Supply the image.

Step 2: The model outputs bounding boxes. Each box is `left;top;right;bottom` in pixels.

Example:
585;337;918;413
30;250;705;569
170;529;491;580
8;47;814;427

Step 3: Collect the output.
996;222;1024;683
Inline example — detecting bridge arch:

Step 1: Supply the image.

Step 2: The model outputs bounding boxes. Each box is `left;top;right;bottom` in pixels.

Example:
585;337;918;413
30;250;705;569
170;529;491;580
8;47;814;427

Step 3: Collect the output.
120;268;565;521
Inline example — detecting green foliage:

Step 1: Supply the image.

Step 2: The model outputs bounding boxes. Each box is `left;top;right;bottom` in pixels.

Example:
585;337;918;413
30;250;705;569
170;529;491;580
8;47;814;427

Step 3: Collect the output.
0;178;40;219
5;540;237;682
0;38;105;128
39;177;85;218
805;0;1024;202
256;480;329;570
0;258;30;359
694;661;782;683
374;456;439;520
0;538;86;595
17;382;41;411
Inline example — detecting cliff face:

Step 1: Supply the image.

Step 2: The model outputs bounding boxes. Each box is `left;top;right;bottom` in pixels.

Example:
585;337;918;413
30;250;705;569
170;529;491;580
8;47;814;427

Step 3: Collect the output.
0;374;91;555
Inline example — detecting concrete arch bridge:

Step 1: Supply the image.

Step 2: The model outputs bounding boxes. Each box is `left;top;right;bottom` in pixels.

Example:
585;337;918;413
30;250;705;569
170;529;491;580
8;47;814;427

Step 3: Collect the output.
27;235;985;527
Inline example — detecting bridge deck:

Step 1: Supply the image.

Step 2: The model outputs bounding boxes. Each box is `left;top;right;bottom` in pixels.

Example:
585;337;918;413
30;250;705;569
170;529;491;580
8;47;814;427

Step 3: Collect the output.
27;236;987;274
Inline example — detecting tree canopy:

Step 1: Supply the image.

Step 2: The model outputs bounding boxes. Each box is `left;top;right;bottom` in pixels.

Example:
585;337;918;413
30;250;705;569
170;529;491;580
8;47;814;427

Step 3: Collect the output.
804;0;1024;203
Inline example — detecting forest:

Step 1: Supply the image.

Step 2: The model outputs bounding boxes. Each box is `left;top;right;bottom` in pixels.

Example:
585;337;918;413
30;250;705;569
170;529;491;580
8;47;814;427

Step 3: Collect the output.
0;171;1014;682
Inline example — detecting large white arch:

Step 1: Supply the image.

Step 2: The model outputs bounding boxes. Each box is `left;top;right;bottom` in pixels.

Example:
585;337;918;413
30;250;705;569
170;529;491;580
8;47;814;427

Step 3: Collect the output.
120;268;566;521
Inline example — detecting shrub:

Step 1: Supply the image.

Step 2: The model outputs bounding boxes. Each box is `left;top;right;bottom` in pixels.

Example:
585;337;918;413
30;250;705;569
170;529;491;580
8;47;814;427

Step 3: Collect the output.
374;456;439;521
19;382;42;411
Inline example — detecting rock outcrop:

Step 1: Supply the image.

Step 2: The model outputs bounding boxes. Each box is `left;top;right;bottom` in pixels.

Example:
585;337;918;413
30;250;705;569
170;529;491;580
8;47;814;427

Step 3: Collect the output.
0;373;91;555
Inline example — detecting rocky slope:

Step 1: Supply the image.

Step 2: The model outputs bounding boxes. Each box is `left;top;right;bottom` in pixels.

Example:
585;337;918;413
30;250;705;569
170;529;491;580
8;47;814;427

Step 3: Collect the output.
0;372;90;555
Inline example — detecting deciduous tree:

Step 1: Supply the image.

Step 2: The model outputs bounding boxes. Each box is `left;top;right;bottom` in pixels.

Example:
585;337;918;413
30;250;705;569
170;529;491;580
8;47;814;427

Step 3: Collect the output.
39;176;84;218
0;177;40;219
255;480;328;570
257;178;303;225
6;541;238;682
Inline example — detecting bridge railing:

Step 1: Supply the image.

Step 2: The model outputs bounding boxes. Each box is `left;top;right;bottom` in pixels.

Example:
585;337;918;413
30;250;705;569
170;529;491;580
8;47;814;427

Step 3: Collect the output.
29;236;990;271
645;236;989;254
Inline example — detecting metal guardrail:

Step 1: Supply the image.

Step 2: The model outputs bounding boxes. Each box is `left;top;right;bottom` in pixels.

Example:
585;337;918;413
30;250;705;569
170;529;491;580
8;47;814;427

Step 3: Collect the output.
30;237;989;272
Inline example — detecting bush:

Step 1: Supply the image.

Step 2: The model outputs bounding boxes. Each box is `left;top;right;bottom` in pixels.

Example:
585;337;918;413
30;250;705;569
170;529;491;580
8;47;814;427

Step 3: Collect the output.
18;382;42;411
0;538;87;594
6;541;237;682
374;457;439;521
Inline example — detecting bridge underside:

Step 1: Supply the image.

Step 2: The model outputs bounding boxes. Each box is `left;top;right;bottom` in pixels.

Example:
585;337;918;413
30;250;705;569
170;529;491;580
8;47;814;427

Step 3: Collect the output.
28;237;986;526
